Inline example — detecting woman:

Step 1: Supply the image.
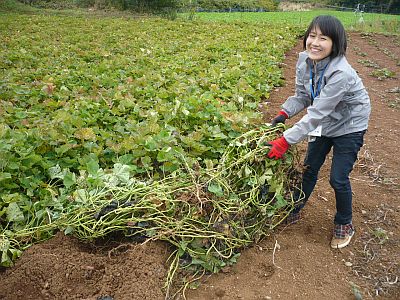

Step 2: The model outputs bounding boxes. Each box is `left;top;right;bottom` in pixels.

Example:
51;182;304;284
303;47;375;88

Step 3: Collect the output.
267;15;371;249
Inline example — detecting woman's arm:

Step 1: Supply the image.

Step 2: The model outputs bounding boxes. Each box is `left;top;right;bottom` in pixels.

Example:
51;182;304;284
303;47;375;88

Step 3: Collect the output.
280;52;311;118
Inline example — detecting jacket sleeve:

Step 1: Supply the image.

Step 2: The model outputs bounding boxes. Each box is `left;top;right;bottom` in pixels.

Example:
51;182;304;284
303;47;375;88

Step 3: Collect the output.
281;52;311;117
283;69;351;144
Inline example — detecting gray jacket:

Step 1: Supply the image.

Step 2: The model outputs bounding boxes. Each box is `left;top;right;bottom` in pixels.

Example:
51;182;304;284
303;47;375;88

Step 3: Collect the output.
282;51;371;144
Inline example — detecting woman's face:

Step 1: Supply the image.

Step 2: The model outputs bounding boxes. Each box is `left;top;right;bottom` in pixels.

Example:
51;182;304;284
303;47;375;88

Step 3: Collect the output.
306;26;333;62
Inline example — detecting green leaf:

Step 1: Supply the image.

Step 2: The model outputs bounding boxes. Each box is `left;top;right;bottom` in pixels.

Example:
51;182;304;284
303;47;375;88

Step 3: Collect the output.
21;154;42;168
74;189;88;203
48;164;63;179
0;172;12;182
1;250;12;267
208;182;224;197
247;177;257;187
0;238;10;252
144;137;158;151
140;156;152;168
191;257;206;266
55;144;73;155
117;154;134;165
146;228;156;237
112;163;131;183
0;124;9;139
178;240;189;256
273;194;287;209
64;226;74;235
63;170;76;189
6;202;24;222
228;253;240;265
244;165;252;177
87;159;99;176
9;248;22;261
156;147;174;162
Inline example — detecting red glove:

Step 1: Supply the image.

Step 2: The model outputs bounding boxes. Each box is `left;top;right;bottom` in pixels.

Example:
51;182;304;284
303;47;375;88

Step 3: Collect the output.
267;137;290;159
271;110;289;127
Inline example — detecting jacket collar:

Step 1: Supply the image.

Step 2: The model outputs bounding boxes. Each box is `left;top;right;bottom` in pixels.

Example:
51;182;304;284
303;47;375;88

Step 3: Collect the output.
307;55;331;72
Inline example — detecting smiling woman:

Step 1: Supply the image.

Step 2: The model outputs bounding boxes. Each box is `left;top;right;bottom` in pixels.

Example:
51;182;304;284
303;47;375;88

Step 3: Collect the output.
266;15;371;249
303;14;347;60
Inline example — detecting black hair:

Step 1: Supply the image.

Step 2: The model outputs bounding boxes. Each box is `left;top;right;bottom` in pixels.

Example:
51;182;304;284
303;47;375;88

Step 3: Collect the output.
303;15;347;58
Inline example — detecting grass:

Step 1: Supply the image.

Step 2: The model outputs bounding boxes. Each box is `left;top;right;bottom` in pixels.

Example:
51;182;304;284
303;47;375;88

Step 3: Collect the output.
188;10;400;34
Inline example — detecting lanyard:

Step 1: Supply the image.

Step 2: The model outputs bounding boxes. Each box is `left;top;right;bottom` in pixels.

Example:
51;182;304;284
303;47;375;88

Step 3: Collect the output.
309;62;329;102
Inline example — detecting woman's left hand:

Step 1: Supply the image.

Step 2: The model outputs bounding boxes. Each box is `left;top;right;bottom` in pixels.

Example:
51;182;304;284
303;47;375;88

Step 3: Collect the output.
267;137;290;159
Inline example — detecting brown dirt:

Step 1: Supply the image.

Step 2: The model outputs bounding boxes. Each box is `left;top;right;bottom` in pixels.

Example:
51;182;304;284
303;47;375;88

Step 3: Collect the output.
1;32;399;300
0;232;171;300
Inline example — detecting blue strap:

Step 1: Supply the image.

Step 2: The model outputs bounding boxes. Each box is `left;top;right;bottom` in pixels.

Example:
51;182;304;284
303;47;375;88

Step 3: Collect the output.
309;62;329;102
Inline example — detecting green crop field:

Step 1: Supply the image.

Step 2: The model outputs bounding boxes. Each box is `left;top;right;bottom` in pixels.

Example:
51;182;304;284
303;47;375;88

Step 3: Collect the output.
0;13;299;193
0;10;300;271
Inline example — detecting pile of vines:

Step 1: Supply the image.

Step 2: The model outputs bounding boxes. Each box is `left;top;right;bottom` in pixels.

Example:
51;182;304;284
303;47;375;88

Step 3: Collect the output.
0;125;303;295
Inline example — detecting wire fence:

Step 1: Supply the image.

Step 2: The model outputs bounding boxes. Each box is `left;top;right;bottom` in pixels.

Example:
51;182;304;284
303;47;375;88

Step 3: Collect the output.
324;3;400;15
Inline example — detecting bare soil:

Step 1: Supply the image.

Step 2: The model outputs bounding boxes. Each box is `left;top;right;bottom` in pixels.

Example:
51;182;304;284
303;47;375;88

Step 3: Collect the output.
1;32;399;300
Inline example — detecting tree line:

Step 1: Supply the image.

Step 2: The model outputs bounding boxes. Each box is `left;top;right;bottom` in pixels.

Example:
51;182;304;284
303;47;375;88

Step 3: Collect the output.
15;0;400;14
16;0;277;12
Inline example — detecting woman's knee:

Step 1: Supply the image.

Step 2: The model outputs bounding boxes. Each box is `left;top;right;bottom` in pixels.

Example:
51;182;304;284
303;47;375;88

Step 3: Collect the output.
329;176;350;192
303;166;319;182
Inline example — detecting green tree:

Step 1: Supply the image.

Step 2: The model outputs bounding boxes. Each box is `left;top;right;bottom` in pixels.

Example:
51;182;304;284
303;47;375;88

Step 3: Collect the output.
196;0;277;10
385;0;398;13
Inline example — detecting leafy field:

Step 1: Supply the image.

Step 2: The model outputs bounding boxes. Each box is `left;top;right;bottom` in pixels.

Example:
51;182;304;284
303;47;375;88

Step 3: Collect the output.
0;11;302;270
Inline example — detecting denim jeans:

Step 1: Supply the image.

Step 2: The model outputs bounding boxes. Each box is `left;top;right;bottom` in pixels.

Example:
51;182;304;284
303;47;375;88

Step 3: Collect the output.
293;131;366;225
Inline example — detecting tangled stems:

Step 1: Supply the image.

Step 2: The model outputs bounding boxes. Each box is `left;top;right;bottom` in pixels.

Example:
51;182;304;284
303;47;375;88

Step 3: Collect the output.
1;125;303;295
59;125;302;293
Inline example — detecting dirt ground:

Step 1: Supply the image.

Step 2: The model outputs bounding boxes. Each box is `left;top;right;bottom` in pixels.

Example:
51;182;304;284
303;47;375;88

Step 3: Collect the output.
1;32;399;300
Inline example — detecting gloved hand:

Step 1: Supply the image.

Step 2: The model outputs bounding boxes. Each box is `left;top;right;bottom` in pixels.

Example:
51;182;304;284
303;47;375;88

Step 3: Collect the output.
267;136;290;159
271;111;289;127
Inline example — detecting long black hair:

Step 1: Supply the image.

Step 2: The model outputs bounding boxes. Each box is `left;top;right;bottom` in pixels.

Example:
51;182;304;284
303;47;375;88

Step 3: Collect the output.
303;15;347;58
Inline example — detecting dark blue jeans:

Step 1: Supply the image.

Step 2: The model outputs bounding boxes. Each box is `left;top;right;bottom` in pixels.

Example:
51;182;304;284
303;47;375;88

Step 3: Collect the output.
293;131;365;225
